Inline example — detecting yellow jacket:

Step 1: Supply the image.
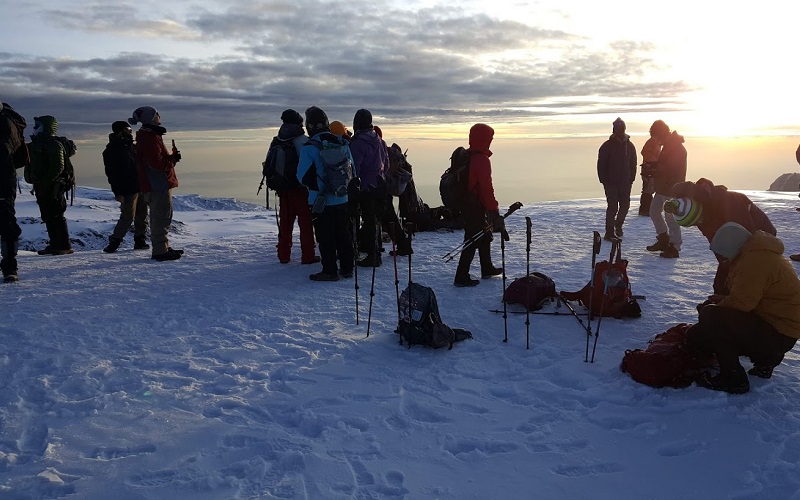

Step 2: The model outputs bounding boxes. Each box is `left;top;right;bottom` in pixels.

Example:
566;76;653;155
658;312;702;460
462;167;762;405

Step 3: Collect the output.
719;231;800;339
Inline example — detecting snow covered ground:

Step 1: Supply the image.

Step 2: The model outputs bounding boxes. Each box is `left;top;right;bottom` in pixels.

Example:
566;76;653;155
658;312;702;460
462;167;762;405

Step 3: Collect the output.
2;184;800;499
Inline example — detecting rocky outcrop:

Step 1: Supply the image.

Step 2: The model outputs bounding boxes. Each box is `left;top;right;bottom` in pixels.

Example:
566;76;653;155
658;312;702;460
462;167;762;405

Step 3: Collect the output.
769;173;800;191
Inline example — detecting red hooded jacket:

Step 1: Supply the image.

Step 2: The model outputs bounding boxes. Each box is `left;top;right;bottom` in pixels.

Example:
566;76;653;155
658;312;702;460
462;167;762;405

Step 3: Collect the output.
467;124;499;212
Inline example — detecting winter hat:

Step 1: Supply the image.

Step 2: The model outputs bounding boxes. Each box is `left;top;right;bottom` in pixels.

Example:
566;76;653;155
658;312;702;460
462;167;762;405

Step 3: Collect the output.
304;106;329;135
128;106;158;126
710;222;751;260
112;120;131;134
280;109;303;126
33;115;57;136
664;197;703;227
650;119;670;137
612;117;625;130
329;120;348;137
353;108;373;131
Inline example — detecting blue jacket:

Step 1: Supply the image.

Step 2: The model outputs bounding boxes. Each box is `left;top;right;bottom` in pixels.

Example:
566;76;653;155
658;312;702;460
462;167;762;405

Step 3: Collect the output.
296;131;353;207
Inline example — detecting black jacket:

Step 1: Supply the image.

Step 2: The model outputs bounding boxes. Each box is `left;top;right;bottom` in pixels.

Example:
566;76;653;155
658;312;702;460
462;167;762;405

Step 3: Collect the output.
103;133;139;196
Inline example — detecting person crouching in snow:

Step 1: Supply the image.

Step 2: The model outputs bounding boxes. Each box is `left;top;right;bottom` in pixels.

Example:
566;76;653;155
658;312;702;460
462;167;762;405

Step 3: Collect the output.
686;223;800;394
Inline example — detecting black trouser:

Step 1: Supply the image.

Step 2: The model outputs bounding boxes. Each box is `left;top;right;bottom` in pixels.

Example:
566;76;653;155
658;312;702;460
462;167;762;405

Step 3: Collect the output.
380;195;410;251
686;305;797;372
455;204;493;279
313;203;354;275
357;191;385;256
0;171;21;273
35;184;70;250
603;183;632;235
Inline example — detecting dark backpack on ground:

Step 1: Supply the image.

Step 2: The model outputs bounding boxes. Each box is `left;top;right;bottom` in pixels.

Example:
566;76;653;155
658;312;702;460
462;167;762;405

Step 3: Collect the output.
263;137;300;192
439;146;473;209
307;138;353;197
397;282;472;349
503;272;557;311
560;239;641;319
620;323;716;388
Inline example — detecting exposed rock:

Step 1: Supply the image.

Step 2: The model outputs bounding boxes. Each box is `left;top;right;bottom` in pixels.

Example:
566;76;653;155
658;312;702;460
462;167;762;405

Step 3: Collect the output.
768;173;800;191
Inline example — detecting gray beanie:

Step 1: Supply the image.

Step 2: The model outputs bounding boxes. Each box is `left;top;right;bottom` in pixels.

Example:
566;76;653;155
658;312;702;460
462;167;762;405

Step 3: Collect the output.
710;222;752;260
128;106;158;126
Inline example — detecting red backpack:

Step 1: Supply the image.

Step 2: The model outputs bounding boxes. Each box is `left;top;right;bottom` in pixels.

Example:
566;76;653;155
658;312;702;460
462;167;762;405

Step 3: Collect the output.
620;323;716;388
560;239;640;319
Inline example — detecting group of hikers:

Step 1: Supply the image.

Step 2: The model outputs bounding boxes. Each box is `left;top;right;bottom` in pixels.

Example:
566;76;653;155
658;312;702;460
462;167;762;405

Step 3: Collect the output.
3;100;800;395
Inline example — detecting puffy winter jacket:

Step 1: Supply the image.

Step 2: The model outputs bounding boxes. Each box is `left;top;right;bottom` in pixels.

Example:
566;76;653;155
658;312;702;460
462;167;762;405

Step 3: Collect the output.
135;124;178;193
597;134;637;186
296;131;353;207
27;116;64;190
467;123;499;212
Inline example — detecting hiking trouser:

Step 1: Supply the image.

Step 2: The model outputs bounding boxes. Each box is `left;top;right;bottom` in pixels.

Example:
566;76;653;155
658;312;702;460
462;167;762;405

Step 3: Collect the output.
35;185;71;250
144;190;173;256
686;305;798;372
111;193;148;241
0;173;20;274
358;191;384;256
602;183;632;234
456;205;493;279
277;187;316;263
313;203;353;275
649;193;681;249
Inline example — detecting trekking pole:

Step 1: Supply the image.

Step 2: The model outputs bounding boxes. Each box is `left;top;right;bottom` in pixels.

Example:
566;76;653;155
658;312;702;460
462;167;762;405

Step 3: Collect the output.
442;201;523;262
366;218;380;338
525;216;532;350
391;222;401;327
585;231;602;362
352;215;360;325
590;239;616;363
501;223;509;344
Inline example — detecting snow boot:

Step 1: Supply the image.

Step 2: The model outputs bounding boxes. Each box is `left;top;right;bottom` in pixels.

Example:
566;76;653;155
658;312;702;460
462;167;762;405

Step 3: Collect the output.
134;235;150;250
646;232;670;252
696;368;750;394
104;237;123;253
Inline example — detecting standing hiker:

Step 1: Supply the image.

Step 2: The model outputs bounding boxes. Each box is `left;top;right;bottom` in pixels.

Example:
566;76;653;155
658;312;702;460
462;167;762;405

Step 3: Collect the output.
645;119;687;258
102;120;149;253
637;128;661;215
453;123;503;287
597;117;637;241
0;102;27;282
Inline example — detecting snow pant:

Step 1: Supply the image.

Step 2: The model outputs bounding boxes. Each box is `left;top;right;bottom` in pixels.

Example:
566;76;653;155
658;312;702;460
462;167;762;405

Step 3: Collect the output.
35;184;71;251
455;204;493;279
313;203;353;276
144;190;173;256
277;187;316;263
602;183;632;235
686;305;798;372
111;193;148;241
0;171;21;275
649;193;681;250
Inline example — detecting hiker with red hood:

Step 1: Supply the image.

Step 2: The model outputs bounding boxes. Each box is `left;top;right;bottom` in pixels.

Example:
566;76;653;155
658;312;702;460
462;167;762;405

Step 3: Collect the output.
645;120;687;258
453;123;503;287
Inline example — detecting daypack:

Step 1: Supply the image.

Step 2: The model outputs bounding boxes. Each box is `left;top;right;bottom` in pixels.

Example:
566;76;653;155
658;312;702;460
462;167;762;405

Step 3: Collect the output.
263;137;300;192
439;146;473;209
397;282;472;349
560;239;641;319
503;272;557;311
0;104;29;169
386;143;413;196
620;323;716;388
307;139;353;197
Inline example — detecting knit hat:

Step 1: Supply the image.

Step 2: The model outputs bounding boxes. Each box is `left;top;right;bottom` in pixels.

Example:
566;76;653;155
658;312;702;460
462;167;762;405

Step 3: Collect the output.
664;197;703;227
304;106;329;135
612;117;625;130
710;222;751;260
128;106;158;126
353;109;373;131
280;109;303;126
112;120;131;134
329;120;348;137
33;115;58;136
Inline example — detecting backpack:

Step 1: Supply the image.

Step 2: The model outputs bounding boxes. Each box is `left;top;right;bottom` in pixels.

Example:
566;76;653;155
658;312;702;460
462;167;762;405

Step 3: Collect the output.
386;143;413;196
503;272;557;311
263;137;300;192
560;239;641;319
1;104;29;169
397;282;472;349
439;146;473;209
620;323;716;388
307;139;353;197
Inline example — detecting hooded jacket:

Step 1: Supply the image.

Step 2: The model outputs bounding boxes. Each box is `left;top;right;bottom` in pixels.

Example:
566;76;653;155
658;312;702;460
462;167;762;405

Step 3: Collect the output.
654;131;687;195
349;129;387;190
103;132;139;196
467;124;499;212
718;231;800;339
296;131;353;207
135;124;178;193
597;133;637;186
27;116;64;189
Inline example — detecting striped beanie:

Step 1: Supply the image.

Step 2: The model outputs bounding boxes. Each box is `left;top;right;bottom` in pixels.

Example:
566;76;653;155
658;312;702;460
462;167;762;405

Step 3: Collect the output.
664;197;703;227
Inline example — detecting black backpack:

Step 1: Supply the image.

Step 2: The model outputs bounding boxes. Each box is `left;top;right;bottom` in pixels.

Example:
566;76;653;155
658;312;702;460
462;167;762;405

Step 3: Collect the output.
307;138;353;197
1;104;29;169
439;146;472;209
263;137;300;192
503;272;557;311
397;283;472;349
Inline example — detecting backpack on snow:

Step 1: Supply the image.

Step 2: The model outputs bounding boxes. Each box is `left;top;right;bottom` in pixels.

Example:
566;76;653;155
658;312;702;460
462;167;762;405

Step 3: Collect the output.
397;282;472;349
307;138;353;198
560;239;641;319
503;272;557;311
263;137;300;192
620;323;716;388
439;146;474;209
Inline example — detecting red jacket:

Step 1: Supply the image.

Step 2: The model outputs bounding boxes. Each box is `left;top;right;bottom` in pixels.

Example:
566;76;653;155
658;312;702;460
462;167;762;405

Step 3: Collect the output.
467;124;499;212
135;125;178;193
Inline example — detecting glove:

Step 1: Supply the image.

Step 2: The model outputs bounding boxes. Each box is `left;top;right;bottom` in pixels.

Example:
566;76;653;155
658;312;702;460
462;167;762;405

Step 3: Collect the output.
487;210;505;233
170;152;182;163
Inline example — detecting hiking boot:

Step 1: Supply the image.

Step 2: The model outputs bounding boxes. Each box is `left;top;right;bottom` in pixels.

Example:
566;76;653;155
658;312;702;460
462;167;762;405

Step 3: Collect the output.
152;248;182;261
481;266;503;279
791;254;800;262
748;364;776;379
696;368;750;394
603;232;618;242
615;226;624;238
659;244;680;259
134;236;150;250
309;271;339;282
454;275;480;287
339;268;354;279
3;270;18;283
646;232;670;252
51;248;74;255
357;254;382;267
103;237;123;253
301;256;321;265
37;245;55;255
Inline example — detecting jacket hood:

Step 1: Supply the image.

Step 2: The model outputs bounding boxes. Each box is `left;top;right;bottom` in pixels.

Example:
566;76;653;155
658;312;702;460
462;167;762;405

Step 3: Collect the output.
33;115;58;137
665;130;685;144
108;132;133;145
277;123;305;141
468;123;494;155
742;230;784;256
